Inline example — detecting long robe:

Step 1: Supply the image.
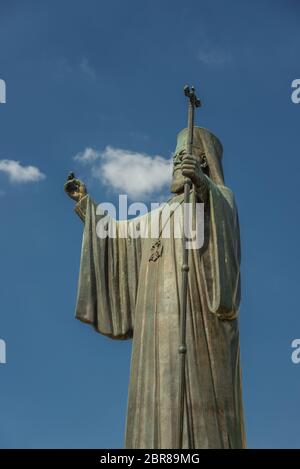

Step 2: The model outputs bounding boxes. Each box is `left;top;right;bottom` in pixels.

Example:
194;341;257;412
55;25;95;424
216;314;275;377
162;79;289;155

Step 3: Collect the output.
74;176;246;449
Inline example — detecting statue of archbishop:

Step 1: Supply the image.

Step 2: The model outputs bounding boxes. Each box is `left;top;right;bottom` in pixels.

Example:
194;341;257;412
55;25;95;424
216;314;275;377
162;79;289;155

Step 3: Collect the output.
64;127;246;449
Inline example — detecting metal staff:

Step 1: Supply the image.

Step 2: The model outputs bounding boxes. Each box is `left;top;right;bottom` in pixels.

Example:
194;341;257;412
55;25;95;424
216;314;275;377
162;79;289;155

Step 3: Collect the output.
178;85;201;449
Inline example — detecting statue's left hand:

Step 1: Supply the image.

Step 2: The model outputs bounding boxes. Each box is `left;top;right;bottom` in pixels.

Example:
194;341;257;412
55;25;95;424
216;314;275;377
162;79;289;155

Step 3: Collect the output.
181;154;204;187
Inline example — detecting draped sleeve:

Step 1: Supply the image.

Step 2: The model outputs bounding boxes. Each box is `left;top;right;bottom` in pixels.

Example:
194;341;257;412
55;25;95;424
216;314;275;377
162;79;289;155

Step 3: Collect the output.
74;195;141;339
199;178;241;320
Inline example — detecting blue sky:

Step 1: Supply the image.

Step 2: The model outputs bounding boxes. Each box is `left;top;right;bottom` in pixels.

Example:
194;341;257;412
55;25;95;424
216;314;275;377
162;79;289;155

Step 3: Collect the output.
0;0;300;448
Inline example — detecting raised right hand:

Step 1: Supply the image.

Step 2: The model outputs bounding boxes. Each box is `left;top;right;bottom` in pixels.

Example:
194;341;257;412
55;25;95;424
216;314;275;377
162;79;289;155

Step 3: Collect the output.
64;172;87;202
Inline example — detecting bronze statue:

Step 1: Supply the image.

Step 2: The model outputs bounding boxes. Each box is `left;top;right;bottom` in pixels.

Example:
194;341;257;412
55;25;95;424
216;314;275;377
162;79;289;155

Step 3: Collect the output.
64;89;246;449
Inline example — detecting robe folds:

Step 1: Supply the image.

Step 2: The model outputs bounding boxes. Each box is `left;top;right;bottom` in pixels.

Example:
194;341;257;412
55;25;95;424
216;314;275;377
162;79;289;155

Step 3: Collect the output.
75;176;246;449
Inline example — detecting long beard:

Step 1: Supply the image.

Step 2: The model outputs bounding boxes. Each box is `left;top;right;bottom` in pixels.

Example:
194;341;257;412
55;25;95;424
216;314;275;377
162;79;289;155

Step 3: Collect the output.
170;169;185;194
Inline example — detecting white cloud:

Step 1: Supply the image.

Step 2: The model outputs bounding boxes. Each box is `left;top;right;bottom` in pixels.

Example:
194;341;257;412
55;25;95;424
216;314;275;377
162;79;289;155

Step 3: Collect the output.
53;57;96;81
197;48;232;66
74;146;172;198
79;58;96;80
0;159;46;183
73;147;101;164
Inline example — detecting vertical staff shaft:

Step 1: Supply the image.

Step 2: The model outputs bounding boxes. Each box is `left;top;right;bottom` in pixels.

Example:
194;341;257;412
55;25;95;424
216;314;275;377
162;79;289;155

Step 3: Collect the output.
178;86;200;449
